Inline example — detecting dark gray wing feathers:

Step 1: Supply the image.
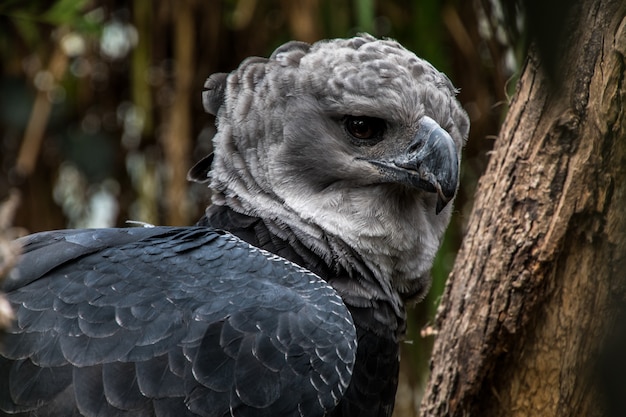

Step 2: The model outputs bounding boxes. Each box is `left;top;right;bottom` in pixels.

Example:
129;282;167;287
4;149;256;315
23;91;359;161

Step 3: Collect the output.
1;227;356;417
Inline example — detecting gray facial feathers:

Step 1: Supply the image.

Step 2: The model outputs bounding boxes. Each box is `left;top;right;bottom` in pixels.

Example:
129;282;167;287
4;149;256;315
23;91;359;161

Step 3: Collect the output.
202;34;469;302
202;72;228;116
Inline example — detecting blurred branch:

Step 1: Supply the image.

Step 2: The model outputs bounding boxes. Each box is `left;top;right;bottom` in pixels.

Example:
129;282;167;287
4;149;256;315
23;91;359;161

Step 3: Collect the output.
442;5;476;62
132;0;153;136
15;39;68;178
284;0;321;42
162;0;195;225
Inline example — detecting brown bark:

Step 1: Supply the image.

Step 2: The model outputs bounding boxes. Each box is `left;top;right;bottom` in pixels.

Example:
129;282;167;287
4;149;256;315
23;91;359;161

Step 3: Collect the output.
420;1;626;417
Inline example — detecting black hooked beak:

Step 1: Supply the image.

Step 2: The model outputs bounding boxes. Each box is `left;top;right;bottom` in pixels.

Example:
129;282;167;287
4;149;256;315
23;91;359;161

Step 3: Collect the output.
369;116;459;214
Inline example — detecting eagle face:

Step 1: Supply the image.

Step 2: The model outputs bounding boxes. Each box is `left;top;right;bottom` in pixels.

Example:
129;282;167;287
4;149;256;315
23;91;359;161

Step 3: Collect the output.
202;34;469;298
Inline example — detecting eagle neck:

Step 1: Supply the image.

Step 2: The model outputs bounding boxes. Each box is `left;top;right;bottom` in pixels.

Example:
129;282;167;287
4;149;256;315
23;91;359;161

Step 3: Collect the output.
199;204;407;340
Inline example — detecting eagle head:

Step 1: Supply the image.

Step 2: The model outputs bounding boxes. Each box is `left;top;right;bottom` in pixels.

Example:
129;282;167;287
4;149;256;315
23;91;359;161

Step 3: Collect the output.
194;34;469;301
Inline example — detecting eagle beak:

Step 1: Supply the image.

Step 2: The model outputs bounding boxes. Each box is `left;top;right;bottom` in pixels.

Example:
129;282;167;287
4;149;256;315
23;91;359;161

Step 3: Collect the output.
394;116;459;214
367;116;459;214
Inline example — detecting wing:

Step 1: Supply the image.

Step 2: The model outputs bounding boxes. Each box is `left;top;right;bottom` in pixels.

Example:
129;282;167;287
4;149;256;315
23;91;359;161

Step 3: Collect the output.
0;227;356;417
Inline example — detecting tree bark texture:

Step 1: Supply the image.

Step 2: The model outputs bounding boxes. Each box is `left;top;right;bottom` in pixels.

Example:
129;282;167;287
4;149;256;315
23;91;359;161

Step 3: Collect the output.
420;1;626;416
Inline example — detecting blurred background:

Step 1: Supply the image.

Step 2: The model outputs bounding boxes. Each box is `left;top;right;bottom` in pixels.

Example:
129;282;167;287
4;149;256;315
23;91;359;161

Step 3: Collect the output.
0;0;524;415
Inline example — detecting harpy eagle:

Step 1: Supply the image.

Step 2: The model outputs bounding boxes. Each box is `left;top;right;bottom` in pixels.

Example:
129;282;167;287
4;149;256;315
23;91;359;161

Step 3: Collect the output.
0;34;469;417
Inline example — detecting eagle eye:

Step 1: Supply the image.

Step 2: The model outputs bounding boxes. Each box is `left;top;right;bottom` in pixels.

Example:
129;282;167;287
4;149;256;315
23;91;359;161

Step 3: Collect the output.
344;116;385;142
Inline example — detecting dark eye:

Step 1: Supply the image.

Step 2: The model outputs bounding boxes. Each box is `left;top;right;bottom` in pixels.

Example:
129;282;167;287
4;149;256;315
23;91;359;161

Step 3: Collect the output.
344;116;385;142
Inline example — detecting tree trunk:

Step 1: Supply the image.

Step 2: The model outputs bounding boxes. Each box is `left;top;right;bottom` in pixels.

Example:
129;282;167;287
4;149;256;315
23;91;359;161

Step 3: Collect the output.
420;1;626;416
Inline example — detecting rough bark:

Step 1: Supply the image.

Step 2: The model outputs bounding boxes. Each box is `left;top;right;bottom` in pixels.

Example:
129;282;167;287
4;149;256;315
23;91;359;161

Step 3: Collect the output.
420;1;626;416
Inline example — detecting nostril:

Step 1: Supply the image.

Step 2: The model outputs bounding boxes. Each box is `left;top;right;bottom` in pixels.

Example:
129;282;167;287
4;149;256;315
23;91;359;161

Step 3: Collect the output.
407;138;424;154
407;116;444;155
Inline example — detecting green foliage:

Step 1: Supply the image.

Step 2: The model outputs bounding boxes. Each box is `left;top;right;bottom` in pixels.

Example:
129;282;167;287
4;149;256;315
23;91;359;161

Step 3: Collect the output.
0;0;100;56
354;0;375;33
0;0;95;27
